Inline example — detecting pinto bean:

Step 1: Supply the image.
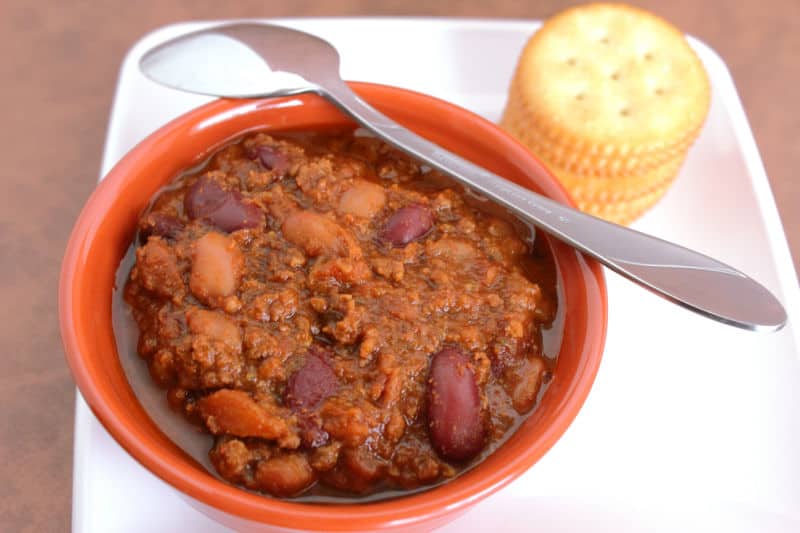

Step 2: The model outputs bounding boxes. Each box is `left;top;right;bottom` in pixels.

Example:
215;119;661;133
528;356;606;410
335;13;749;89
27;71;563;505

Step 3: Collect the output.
285;349;338;411
427;346;485;462
190;232;243;303
282;210;348;257
506;356;546;414
338;180;386;219
186;307;241;348
185;177;264;232
255;453;315;497
426;238;477;261
381;204;434;246
197;389;289;440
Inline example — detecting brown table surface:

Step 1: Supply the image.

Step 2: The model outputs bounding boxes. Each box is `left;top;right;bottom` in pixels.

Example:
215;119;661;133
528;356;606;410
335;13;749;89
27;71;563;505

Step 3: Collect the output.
1;0;797;530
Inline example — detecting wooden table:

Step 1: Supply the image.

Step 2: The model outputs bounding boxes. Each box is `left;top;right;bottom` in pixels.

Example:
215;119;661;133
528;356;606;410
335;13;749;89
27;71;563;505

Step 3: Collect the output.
1;1;796;530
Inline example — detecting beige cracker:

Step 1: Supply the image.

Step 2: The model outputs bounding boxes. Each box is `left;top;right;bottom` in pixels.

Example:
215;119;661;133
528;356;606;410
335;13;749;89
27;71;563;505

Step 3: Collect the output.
550;151;686;203
576;178;675;225
502;3;710;174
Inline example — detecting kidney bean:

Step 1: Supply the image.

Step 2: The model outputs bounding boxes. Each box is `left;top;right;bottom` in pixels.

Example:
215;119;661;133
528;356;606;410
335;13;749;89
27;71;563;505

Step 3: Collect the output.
285;348;338;411
139;213;184;243
185;177;264;232
205;192;264;232
427;346;485;462
255;145;290;175
185;177;227;219
381;204;434;246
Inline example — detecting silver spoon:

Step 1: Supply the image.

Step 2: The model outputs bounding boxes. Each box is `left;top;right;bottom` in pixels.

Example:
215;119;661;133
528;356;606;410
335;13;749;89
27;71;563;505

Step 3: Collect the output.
139;22;787;332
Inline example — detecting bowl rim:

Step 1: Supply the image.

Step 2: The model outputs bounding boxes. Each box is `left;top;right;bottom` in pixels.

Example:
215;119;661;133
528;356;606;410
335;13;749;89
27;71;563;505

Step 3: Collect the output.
59;82;607;530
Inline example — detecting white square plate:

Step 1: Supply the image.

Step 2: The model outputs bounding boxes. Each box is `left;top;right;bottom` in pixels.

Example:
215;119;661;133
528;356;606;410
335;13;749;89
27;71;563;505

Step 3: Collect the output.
74;18;800;532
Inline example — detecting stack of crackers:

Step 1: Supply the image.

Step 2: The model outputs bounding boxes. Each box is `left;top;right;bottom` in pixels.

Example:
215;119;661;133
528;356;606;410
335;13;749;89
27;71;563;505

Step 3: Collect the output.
502;3;710;224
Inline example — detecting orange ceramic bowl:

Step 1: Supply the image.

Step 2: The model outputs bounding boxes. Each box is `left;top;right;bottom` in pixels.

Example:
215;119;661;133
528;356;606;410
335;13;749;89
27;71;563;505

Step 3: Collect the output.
60;82;607;532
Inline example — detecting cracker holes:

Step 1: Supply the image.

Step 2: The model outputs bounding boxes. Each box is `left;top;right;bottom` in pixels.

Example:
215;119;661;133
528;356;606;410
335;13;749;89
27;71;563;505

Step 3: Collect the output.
644;52;654;61
575;92;585;101
566;57;577;66
654;87;665;96
611;71;620;81
599;35;610;44
619;108;631;117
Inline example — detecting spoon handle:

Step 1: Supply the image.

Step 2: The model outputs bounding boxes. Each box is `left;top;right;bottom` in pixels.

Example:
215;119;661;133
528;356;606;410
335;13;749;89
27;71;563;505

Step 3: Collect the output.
320;79;786;331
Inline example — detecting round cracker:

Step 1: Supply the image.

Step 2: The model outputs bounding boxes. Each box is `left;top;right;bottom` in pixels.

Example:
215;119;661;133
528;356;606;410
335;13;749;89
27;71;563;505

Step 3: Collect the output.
502;74;701;177
503;3;710;172
576;177;675;225
550;151;686;202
